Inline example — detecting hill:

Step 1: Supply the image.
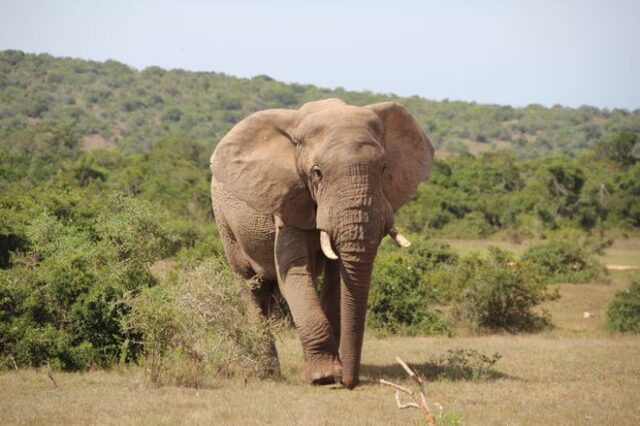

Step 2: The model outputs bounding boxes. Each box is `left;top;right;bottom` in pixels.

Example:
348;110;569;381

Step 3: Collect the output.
1;49;639;157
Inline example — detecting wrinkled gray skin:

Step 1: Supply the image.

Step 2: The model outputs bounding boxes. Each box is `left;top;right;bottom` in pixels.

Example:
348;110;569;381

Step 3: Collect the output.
210;98;433;388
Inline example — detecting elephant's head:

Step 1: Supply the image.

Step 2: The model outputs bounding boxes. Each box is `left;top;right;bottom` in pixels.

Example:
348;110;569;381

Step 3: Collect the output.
211;98;434;387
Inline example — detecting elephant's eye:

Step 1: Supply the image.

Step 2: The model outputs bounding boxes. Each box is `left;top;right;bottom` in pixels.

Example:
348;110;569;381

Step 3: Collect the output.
311;166;322;183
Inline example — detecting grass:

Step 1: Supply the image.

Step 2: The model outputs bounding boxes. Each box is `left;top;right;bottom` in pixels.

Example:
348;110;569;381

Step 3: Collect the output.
443;238;536;257
444;237;640;269
2;241;640;425
2;330;639;424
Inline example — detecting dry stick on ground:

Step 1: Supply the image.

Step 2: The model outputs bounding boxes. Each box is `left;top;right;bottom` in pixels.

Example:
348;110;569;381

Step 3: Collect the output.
380;357;437;426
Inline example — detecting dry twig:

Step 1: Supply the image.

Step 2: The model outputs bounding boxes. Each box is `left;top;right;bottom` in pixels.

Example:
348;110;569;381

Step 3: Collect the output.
380;357;437;426
9;354;18;370
45;362;57;388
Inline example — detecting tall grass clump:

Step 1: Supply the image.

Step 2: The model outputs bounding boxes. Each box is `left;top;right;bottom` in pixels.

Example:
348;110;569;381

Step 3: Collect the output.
126;258;281;387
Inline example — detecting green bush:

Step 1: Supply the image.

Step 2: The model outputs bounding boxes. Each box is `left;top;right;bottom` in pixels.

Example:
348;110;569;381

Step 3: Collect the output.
521;239;606;283
607;281;640;333
0;194;180;371
125;258;281;387
367;239;455;335
453;248;559;332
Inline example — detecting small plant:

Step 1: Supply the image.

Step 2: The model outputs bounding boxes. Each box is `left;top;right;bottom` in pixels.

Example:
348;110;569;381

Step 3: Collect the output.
440;410;463;426
607;281;640;333
419;348;502;381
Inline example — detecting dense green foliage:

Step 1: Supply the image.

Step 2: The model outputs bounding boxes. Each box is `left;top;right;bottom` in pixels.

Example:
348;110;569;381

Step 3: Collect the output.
0;195;183;370
607;281;640;333
368;240;457;335
0;124;219;370
396;149;640;237
452;248;559;332
369;242;560;334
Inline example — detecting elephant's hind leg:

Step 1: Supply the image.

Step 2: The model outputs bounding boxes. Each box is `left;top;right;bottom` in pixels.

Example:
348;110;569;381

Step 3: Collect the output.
213;207;281;376
212;195;256;280
248;278;281;376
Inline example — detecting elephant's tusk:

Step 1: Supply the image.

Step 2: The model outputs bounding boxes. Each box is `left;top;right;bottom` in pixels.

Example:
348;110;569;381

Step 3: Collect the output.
388;227;412;248
320;231;338;260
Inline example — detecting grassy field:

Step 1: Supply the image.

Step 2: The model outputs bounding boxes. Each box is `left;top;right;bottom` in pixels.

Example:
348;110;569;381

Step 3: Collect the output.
443;237;640;269
2;244;639;425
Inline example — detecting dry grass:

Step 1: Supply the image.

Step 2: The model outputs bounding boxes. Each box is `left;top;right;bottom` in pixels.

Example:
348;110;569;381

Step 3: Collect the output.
2;241;640;425
2;330;639;425
443;238;537;257
598;238;640;268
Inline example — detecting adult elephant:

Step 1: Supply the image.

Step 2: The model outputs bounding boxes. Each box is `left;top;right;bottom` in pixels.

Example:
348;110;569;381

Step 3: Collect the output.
210;98;434;389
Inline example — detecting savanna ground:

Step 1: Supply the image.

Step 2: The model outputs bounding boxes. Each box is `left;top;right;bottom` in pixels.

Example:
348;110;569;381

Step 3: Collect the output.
1;240;639;425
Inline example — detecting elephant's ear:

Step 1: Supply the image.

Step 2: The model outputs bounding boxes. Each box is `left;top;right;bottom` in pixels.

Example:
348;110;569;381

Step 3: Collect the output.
367;102;435;212
210;109;316;229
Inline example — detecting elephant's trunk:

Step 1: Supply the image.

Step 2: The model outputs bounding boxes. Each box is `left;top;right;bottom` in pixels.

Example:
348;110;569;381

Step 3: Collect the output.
338;254;375;389
328;166;384;389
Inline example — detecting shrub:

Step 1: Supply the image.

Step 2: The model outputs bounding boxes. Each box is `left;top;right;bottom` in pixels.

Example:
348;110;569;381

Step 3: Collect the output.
125;258;281;387
607;281;640;333
162;107;183;123
367;239;455;335
418;348;502;381
453;248;559;332
521;239;606;283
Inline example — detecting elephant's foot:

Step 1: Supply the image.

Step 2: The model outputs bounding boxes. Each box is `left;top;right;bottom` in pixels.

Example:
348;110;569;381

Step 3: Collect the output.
305;355;342;385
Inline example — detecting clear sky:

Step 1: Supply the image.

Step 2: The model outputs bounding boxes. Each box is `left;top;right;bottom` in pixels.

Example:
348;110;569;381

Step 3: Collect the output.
1;0;639;109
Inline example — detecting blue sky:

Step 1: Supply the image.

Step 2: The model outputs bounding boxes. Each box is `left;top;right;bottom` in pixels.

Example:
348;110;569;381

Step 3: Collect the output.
1;0;639;109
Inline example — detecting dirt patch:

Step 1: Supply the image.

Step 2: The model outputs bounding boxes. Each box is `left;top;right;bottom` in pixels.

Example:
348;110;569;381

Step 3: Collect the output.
606;264;640;271
609;237;640;251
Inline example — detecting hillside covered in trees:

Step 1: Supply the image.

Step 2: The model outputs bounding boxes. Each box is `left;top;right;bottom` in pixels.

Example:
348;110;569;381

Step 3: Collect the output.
2;50;639;158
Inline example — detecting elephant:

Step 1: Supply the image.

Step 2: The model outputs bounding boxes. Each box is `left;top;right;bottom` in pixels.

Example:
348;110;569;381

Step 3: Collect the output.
209;98;434;389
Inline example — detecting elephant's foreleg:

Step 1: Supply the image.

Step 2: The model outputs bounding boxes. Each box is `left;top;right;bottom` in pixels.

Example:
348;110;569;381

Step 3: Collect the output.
321;259;341;348
274;220;341;384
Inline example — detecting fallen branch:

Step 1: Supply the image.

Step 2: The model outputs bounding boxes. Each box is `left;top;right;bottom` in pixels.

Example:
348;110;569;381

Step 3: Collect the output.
380;357;437;426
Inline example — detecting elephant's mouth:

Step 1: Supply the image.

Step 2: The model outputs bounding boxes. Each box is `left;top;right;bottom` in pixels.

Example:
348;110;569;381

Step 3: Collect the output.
318;227;412;261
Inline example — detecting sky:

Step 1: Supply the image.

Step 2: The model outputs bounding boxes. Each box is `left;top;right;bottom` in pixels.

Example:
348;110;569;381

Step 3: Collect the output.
1;0;639;110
